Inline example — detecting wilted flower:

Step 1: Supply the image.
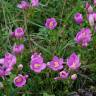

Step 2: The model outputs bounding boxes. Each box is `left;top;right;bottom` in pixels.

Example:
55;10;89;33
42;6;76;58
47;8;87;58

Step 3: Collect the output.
71;74;77;80
12;27;25;39
14;74;28;87
45;18;57;30
47;56;64;71
85;2;93;13
12;44;24;54
31;0;39;7
67;53;80;70
75;28;92;47
17;1;29;10
88;14;94;27
30;53;46;73
59;71;69;79
74;13;83;24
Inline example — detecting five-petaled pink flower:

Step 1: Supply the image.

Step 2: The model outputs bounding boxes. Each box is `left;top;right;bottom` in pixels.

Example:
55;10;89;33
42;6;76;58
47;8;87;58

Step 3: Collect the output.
47;56;64;71
45;18;57;30
67;53;80;70
30;53;46;73
14;74;28;87
75;28;92;47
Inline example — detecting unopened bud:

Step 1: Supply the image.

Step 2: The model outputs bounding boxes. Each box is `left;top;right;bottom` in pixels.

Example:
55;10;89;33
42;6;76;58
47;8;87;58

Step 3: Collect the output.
18;64;23;70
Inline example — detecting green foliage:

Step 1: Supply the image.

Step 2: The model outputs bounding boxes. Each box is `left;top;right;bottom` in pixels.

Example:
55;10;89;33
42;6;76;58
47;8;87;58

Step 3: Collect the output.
0;0;96;96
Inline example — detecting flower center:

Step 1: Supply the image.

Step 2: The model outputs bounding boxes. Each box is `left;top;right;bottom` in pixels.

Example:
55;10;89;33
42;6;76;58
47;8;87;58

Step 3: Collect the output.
71;62;76;69
54;62;59;68
15;76;23;83
82;32;86;37
49;22;53;27
34;64;41;68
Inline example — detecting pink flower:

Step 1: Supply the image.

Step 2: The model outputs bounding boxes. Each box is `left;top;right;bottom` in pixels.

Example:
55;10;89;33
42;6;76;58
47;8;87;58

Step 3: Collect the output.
71;74;77;80
0;64;13;77
59;71;69;79
14;74;28;87
4;53;16;67
47;56;64;71
0;59;4;64
12;27;25;39
93;0;96;6
85;2;93;13
93;12;96;21
31;0;39;7
88;14;94;27
12;44;24;54
0;53;16;77
4;66;13;75
74;13;83;24
45;18;57;30
30;53;46;73
67;53;81;70
17;1;29;10
75;28;92;47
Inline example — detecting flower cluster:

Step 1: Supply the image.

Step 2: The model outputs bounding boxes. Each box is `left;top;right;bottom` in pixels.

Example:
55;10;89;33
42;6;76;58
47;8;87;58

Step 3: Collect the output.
30;52;80;81
17;0;39;10
73;1;96;47
2;0;96;89
85;1;96;29
10;27;27;87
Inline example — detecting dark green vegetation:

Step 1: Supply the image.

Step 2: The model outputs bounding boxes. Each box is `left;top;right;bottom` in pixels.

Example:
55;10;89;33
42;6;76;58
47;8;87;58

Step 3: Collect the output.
0;0;96;96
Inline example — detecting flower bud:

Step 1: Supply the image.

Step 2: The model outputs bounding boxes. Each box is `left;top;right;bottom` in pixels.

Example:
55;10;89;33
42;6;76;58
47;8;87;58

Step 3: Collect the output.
93;0;96;6
85;2;93;13
18;64;23;70
71;74;77;80
74;13;83;24
88;14;94;27
59;71;69;79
